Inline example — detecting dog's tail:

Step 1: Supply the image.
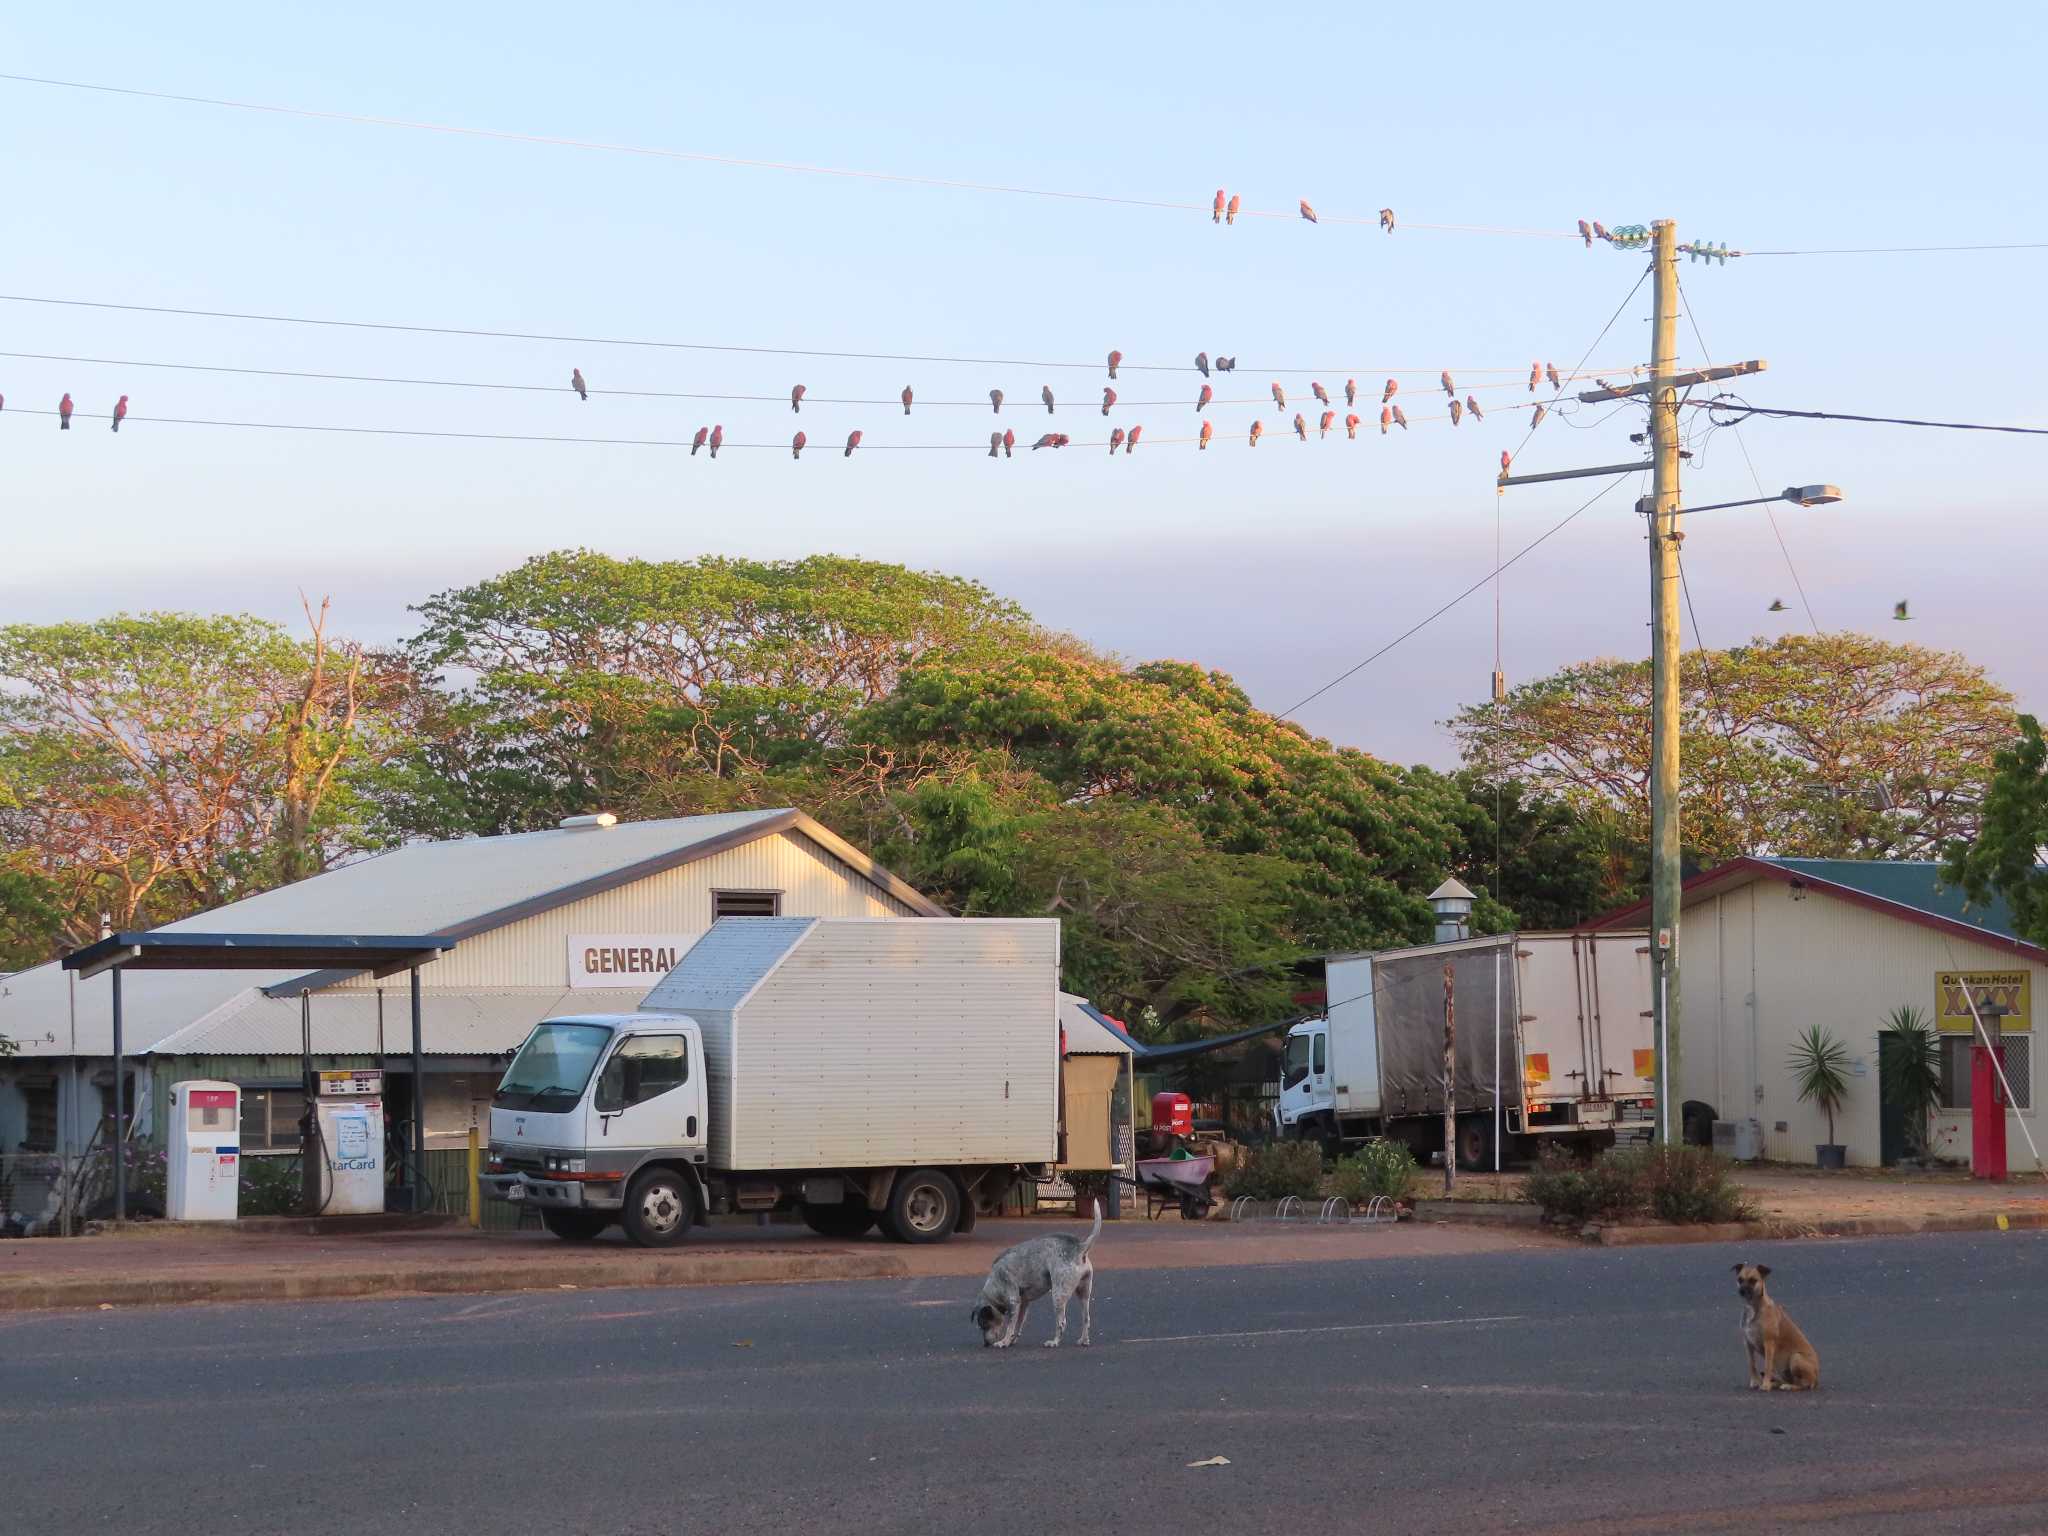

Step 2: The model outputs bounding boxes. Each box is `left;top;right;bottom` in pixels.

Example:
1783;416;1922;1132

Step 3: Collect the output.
1079;1203;1103;1254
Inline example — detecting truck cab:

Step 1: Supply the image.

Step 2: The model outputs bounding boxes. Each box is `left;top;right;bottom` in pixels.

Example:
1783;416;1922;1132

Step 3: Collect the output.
1274;1021;1335;1138
483;1014;708;1244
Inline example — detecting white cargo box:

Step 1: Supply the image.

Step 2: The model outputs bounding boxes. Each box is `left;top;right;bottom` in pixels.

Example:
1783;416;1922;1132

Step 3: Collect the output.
641;917;1061;1172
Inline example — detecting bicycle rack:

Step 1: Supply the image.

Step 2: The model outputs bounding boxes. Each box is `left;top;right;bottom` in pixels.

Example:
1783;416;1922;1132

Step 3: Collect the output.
1359;1195;1399;1225
1316;1197;1351;1225
1229;1195;1260;1223
1276;1195;1304;1223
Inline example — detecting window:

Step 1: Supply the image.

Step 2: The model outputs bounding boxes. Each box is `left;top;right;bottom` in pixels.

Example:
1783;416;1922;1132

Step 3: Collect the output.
240;1088;307;1152
596;1035;690;1112
495;1022;614;1111
713;890;781;919
1282;1033;1312;1090
20;1078;58;1152
1938;1036;2032;1112
1312;1034;1327;1076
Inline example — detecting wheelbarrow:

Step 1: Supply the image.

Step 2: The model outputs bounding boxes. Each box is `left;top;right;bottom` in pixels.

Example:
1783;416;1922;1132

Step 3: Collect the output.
1111;1150;1217;1220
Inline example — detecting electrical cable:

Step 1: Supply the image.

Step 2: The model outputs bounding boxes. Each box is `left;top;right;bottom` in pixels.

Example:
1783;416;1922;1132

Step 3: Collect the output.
1499;263;1652;475
1742;243;2048;257
1276;473;1633;721
0;72;1582;240
1691;399;2048;438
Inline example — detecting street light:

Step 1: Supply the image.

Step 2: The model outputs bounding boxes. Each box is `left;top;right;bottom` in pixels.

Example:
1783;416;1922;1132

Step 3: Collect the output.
1642;484;1845;517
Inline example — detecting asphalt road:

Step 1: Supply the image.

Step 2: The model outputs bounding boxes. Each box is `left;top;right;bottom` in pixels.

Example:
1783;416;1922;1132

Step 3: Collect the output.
5;1230;2046;1534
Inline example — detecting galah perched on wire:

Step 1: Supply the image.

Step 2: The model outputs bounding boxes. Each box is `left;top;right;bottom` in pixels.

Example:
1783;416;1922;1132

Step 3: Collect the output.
1198;419;1213;449
1226;194;1241;225
1345;379;1357;407
1448;398;1463;427
901;386;913;416
1379;406;1390;435
1319;410;1334;439
1107;350;1122;379
1293;413;1307;441
1593;222;1610;242
791;431;806;460
1042;385;1056;414
1466;395;1483;421
1546;362;1561;390
1031;432;1058;450
1345;412;1360;439
1392;405;1409;430
1441;370;1456;398
1530;402;1547;429
1501;450;1512;476
1217;356;1236;372
1529;362;1542;392
1579;219;1593;248
844;429;863;457
691;426;708;455
572;368;588;401
111;395;128;432
1213;189;1226;224
1109;427;1125;455
1382;378;1398;405
1102;388;1117;416
1195;351;1210;377
1196;384;1213;412
990;388;1004;414
1003;428;1015;457
1125;425;1141;453
1248;420;1263;447
790;384;805;412
1271;382;1286;410
708;424;723;458
1299;199;1318;224
59;393;73;429
1379;207;1396;233
1312;381;1329;406
989;431;1002;458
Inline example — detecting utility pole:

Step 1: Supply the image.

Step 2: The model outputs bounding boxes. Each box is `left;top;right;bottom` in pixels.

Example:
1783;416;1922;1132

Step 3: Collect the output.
1442;964;1456;1195
1647;218;1683;1143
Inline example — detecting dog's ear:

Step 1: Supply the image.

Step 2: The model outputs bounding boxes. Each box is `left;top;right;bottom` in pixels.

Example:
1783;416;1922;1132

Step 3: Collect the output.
1730;1263;1742;1272
1755;1264;1771;1279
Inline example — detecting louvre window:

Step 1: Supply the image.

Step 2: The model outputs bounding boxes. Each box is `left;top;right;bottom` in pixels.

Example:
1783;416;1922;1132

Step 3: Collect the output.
712;890;781;919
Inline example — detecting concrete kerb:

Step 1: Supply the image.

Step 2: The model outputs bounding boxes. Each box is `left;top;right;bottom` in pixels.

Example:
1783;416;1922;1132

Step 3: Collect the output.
1594;1207;2048;1247
0;1249;913;1314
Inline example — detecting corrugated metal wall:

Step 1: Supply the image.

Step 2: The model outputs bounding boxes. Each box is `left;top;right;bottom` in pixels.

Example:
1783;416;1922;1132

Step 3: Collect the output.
330;832;916;992
1683;881;2041;1166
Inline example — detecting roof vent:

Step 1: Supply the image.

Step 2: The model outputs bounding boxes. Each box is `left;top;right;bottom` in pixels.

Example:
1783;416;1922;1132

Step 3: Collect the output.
559;813;618;831
1428;877;1476;944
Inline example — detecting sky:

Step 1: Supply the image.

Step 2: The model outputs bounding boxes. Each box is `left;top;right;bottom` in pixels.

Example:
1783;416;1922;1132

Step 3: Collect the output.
3;3;2044;766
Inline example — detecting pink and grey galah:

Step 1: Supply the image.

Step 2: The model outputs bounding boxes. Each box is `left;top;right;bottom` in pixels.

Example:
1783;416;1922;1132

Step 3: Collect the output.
1030;432;1059;450
1312;381;1329;406
708;424;723;458
1319;410;1334;438
1466;395;1483;421
1293;413;1307;441
59;393;73;429
1271;382;1286;409
1102;388;1117;416
1107;350;1122;379
1125;425;1141;453
791;431;806;459
1195;351;1211;377
1441;371;1455;398
1501;450;1512;475
901;386;913;416
1530;403;1547;429
1299;199;1318;224
1197;384;1213;412
1379;207;1396;232
691;426;708;455
989;431;1002;458
572;369;588;401
1379;406;1390;435
1213;189;1226;224
1345;379;1357;407
1529;362;1542;392
1448;398;1463;427
1042;385;1056;414
1382;378;1399;404
1248;420;1262;446
1109;427;1125;454
1226;194;1241;225
790;384;805;412
1392;405;1409;430
990;388;1004;413
1579;219;1593;248
1545;362;1561;390
1003;428;1015;457
1345;412;1360;439
844;429;863;457
112;395;128;432
1198;420;1213;449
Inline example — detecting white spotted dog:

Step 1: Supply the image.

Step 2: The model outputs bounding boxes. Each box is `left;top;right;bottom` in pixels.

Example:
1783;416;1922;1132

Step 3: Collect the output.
971;1206;1101;1349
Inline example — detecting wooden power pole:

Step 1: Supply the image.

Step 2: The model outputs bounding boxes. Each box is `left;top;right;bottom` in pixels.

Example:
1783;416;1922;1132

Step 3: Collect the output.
1442;964;1456;1194
1647;218;1683;1142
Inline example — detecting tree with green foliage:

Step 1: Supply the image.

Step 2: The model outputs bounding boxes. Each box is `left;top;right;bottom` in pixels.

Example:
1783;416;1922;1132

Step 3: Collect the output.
1943;714;2048;948
1437;770;1636;928
1452;633;2015;866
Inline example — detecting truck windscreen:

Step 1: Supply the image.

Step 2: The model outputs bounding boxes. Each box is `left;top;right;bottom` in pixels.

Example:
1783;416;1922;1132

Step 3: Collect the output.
495;1022;614;1111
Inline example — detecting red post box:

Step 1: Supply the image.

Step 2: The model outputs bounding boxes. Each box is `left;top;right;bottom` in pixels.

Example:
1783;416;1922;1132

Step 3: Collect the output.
1971;1042;2008;1182
1151;1091;1193;1138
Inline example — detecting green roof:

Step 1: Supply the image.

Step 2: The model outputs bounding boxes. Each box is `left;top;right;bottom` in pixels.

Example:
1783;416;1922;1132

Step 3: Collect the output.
1760;859;2025;945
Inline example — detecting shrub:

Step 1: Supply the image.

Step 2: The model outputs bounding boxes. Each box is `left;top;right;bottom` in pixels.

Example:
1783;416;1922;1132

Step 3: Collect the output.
1525;1143;1752;1225
1331;1139;1416;1205
1879;1005;1942;1158
1638;1144;1754;1224
240;1155;303;1216
1221;1140;1325;1200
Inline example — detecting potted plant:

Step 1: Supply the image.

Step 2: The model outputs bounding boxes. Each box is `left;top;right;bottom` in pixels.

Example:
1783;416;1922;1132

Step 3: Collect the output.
1878;1004;1943;1164
1788;1025;1852;1169
1067;1170;1110;1219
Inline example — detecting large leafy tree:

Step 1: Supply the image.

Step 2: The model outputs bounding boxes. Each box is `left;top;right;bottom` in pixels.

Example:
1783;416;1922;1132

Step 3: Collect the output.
1450;633;2014;864
1944;715;2048;948
0;606;418;954
397;550;1031;835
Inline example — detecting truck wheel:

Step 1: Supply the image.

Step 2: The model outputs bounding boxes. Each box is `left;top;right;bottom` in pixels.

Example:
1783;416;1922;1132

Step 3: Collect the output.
621;1168;695;1248
1455;1115;1496;1172
800;1201;877;1239
881;1168;959;1245
541;1209;612;1242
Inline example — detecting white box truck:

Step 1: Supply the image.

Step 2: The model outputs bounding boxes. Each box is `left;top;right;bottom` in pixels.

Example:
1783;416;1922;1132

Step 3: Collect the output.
1273;931;1656;1168
482;917;1061;1246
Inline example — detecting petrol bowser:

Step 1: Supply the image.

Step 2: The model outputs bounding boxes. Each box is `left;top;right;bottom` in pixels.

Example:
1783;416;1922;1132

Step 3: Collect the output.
166;1080;240;1221
311;1068;387;1215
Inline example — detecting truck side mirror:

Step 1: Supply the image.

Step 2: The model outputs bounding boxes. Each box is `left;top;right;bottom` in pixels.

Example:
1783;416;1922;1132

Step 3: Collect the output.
594;1059;625;1114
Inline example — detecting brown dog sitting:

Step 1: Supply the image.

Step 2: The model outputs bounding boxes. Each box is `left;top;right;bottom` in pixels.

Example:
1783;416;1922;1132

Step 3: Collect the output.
1733;1263;1820;1392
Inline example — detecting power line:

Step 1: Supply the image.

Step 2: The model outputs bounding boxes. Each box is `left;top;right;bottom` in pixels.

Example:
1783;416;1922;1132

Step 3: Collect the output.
1742;243;2048;257
1691;398;2048;437
0;349;1634;406
0;294;1628;379
0;72;1578;241
1276;474;1632;721
1500;263;1653;474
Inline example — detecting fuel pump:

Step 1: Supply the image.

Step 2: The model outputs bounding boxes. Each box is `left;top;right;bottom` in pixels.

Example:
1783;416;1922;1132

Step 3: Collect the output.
293;988;388;1216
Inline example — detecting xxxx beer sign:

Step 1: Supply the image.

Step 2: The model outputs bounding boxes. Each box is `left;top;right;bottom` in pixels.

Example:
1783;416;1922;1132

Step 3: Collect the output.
1935;971;2032;1034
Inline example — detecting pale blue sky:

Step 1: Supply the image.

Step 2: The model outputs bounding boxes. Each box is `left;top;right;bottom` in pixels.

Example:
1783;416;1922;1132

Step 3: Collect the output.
4;3;2043;763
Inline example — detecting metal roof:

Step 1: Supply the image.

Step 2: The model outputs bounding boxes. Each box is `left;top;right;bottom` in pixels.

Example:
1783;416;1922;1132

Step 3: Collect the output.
145;988;650;1058
63;931;453;980
641;917;816;1016
1060;993;1134;1056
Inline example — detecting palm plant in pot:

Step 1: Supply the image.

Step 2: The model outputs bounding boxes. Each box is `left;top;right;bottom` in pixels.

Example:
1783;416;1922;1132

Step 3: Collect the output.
1878;1005;1943;1164
1788;1025;1852;1169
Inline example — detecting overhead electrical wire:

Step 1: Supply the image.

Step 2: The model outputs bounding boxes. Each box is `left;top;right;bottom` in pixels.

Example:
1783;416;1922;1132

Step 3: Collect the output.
1740;243;2048;257
0;294;1627;379
0;72;1579;241
1689;399;2048;438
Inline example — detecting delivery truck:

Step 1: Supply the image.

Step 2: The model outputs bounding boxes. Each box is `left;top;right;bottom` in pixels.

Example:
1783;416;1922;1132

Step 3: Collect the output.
482;916;1061;1246
1273;930;1656;1168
